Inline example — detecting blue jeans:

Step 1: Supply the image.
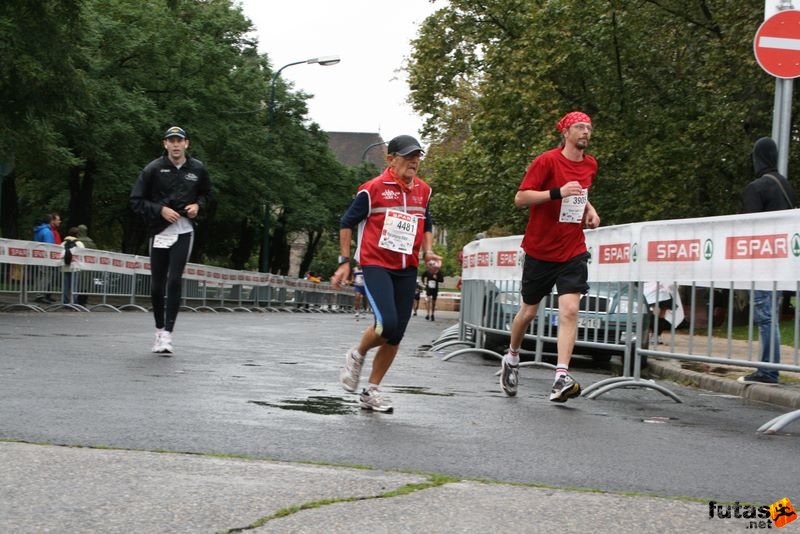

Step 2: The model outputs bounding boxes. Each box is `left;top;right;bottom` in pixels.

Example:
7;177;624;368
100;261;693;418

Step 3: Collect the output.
753;290;780;381
62;271;74;304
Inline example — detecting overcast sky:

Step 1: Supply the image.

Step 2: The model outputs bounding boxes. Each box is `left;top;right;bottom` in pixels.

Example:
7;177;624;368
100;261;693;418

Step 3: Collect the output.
237;0;442;145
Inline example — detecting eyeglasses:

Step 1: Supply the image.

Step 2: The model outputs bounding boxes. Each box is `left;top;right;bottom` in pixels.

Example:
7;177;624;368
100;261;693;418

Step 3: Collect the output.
397;151;423;160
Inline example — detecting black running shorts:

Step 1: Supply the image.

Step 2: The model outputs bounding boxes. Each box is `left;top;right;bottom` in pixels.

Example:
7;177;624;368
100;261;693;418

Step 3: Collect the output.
520;252;590;306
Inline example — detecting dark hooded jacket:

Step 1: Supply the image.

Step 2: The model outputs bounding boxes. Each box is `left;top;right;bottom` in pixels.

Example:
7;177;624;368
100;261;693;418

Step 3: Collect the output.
743;137;797;213
130;154;211;237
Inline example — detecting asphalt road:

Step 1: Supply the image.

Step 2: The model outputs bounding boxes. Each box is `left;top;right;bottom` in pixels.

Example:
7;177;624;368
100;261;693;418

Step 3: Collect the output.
0;310;796;507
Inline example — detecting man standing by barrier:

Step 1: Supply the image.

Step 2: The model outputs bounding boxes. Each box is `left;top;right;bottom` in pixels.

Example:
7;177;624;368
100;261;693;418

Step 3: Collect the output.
331;134;441;413
738;137;796;386
130;126;211;355
501;111;600;402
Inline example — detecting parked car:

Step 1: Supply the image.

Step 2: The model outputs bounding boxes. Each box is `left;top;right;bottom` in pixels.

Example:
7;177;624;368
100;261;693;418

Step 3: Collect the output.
483;281;651;365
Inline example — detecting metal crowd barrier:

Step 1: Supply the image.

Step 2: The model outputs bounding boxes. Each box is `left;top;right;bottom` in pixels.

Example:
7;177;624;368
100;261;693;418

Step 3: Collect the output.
450;211;800;433
0;238;354;314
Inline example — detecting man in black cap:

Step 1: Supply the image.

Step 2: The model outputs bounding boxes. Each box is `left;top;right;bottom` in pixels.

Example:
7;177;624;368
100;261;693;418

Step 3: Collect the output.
331;134;441;413
130;126;211;355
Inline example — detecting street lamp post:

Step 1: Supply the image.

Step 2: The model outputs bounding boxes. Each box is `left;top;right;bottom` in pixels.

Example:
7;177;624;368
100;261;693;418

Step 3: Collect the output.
261;56;340;273
360;141;386;164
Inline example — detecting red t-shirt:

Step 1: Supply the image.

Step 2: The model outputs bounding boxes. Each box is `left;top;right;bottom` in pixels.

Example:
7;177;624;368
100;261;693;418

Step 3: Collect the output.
518;147;597;262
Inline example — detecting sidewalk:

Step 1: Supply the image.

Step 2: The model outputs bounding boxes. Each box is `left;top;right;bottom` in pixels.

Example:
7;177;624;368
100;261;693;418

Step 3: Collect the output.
642;333;800;410
0;441;734;533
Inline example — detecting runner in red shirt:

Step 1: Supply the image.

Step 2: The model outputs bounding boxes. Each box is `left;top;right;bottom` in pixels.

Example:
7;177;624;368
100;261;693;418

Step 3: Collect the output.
331;135;442;413
500;111;601;403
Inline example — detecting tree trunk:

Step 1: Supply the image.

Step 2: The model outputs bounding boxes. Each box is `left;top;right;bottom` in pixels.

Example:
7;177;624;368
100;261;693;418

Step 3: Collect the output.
0;170;19;239
230;218;255;270
270;209;291;275
298;230;321;277
67;160;94;230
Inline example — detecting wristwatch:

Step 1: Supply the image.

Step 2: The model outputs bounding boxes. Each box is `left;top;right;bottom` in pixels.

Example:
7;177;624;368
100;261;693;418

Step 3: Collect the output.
338;255;351;265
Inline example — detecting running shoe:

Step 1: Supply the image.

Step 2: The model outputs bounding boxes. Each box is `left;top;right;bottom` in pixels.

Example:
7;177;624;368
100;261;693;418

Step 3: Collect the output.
158;331;173;355
151;331;164;353
550;373;581;402
359;386;393;413
340;347;365;392
500;357;519;397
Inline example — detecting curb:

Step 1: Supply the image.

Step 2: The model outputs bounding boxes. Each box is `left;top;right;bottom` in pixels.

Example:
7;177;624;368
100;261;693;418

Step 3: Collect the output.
645;359;800;410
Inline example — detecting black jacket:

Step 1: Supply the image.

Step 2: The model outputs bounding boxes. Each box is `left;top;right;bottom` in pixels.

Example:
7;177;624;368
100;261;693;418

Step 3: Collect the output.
130;154;212;236
743;137;796;213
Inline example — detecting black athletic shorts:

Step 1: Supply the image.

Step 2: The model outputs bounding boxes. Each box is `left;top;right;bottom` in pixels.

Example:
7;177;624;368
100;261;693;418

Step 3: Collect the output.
520;252;590;306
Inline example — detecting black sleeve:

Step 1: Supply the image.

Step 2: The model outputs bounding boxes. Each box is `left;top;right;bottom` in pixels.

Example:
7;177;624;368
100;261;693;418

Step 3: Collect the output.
130;161;163;223
340;191;369;229
196;164;211;209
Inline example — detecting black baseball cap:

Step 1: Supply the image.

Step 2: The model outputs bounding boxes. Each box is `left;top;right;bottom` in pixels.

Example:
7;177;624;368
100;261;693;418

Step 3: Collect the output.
163;126;187;139
387;135;424;156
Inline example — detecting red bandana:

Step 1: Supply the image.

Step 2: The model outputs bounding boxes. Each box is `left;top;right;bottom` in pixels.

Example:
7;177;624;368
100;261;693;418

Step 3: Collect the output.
556;111;592;132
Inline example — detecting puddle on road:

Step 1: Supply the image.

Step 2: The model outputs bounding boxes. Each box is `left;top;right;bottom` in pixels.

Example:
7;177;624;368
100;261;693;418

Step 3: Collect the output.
641;416;679;424
249;396;358;415
389;386;454;397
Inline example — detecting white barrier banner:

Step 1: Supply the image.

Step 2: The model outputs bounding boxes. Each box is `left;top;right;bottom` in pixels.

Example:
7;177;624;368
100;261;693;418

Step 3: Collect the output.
0;239;63;267
638;210;800;285
461;235;524;281
586;223;641;282
0;238;348;293
462;210;800;286
460;226;641;281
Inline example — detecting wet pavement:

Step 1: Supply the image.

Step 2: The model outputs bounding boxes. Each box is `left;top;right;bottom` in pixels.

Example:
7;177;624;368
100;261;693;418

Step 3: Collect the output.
0;310;798;533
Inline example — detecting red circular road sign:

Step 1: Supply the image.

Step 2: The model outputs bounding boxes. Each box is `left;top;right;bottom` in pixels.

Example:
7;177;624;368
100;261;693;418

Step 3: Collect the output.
754;10;800;79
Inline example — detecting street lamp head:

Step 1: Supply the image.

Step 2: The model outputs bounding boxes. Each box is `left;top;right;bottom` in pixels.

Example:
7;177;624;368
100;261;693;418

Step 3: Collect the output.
307;55;341;66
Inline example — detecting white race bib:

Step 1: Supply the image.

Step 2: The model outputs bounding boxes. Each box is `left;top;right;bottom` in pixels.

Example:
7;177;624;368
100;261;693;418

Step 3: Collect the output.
559;188;588;224
153;234;179;249
378;209;419;255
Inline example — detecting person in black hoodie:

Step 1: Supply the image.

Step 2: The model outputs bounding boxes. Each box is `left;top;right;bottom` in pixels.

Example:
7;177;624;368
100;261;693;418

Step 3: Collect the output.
130;126;211;355
738;137;796;385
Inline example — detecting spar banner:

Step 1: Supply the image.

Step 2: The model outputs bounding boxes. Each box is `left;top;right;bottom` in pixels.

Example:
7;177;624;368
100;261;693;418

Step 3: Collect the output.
586;222;641;282
461;225;640;281
638;209;800;286
462;210;800;285
0;239;64;267
461;235;524;281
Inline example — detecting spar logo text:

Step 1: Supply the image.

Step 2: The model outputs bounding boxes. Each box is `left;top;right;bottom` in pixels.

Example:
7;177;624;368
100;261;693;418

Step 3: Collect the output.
599;243;630;264
725;234;788;259
647;239;701;262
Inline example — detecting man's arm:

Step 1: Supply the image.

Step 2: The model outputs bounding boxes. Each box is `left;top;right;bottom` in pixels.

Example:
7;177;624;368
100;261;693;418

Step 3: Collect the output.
583;201;600;229
515;181;586;209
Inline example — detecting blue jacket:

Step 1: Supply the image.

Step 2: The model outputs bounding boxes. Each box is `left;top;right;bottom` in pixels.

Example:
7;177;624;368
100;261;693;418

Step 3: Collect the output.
33;223;55;243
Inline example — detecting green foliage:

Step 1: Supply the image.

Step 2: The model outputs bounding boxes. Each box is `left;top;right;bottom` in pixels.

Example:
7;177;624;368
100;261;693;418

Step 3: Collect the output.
1;0;355;274
409;0;777;241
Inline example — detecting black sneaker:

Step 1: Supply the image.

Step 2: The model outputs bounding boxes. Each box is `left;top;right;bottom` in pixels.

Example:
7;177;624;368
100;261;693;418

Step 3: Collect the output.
737;372;779;386
550;373;582;402
500;357;519;397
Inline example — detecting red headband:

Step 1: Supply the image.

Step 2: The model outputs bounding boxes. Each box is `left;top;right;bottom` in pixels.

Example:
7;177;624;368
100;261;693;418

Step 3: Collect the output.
556;111;592;132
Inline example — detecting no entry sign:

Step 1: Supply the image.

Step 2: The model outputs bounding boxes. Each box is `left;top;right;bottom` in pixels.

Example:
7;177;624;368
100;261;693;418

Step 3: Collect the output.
754;10;800;79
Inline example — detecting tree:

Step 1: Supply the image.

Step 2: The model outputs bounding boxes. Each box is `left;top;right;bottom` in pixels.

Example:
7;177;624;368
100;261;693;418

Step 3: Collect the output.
408;0;778;243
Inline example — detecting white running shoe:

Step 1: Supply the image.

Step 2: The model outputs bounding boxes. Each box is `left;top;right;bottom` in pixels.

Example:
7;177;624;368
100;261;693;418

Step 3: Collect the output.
151;330;164;353
359;386;393;413
340;347;365;392
158;331;173;355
